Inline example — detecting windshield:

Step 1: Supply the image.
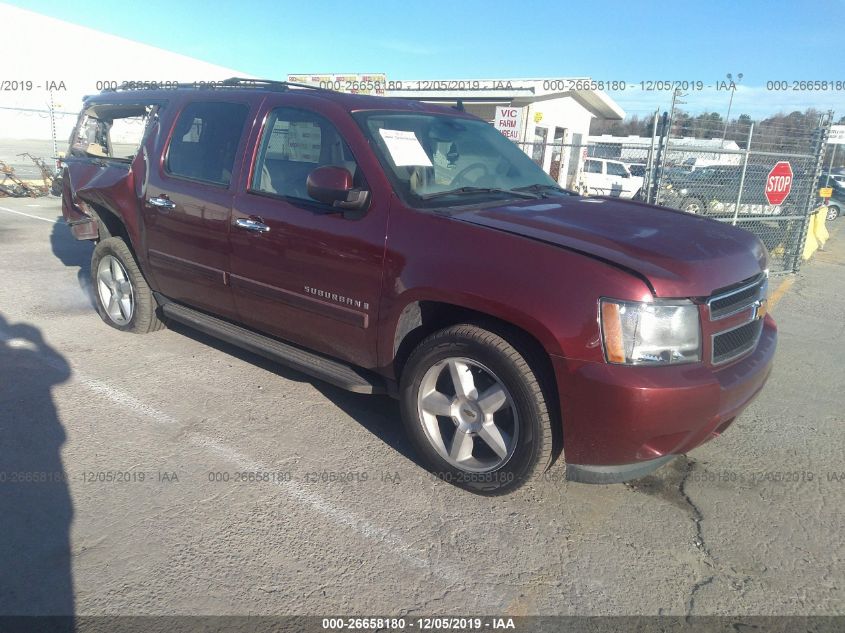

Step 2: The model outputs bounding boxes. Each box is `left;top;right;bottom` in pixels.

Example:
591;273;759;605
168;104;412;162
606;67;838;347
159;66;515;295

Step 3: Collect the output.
353;111;571;208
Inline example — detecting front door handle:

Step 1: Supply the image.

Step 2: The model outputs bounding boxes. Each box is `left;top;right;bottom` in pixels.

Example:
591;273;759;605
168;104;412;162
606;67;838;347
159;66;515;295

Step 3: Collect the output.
234;217;270;234
147;196;176;211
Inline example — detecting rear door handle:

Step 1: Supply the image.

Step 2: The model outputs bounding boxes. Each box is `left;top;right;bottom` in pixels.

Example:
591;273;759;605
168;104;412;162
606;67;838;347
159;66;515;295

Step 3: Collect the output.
148;196;176;211
234;218;270;233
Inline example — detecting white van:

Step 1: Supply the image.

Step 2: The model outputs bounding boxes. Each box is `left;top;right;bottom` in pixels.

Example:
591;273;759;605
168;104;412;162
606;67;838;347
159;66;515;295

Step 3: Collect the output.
580;158;644;198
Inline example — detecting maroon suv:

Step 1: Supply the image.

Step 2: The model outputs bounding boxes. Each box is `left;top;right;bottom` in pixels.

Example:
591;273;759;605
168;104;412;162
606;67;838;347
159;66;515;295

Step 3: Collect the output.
61;78;776;494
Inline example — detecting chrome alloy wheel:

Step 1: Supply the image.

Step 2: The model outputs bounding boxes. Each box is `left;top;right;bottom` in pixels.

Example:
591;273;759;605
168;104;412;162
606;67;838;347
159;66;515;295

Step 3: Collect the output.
96;254;135;326
417;357;519;472
682;199;702;214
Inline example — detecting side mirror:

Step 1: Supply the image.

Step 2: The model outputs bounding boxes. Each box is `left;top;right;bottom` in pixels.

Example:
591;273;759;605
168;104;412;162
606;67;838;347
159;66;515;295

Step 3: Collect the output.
306;165;369;211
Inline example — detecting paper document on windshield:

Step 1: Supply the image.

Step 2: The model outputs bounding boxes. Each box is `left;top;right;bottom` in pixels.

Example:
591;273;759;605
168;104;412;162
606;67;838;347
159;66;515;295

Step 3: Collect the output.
378;129;433;167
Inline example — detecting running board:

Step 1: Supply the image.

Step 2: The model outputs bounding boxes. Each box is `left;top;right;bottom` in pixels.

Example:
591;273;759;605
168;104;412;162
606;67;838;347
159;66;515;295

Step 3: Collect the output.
160;301;387;395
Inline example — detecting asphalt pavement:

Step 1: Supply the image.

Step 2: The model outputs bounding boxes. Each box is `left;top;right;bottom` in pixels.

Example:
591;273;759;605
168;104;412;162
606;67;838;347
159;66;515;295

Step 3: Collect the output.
0;196;842;620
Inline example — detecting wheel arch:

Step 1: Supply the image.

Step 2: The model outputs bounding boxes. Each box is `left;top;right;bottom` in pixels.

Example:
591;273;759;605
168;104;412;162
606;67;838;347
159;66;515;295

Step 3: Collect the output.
84;200;158;292
390;299;564;464
89;202;128;242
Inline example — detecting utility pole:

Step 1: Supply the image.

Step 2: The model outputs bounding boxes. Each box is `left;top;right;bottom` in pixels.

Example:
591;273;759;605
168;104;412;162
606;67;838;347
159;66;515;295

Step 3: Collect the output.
721;72;743;146
49;89;58;160
654;88;686;200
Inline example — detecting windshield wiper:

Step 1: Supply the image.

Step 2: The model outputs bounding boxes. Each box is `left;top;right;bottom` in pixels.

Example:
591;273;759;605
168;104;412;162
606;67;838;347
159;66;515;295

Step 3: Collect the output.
417;186;541;201
511;183;573;196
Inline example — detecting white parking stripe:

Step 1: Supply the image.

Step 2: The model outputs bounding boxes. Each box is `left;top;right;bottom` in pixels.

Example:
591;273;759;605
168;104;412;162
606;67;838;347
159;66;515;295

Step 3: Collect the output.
0;327;493;597
0;205;59;224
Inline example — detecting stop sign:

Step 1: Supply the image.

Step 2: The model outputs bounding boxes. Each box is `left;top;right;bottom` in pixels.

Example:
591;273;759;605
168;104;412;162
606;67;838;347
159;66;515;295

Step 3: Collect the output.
765;161;793;206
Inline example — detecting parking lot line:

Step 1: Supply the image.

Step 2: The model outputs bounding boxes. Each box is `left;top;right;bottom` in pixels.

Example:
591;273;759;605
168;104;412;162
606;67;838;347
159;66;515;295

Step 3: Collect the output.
0;205;59;223
768;277;795;311
0;325;491;599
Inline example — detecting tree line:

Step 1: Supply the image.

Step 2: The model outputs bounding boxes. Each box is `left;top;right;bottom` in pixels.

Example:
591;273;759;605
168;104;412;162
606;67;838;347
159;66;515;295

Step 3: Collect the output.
590;108;842;163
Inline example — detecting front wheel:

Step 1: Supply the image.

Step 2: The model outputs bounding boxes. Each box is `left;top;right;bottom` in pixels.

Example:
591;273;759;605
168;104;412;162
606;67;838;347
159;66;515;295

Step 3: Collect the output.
400;324;554;495
91;237;163;333
827;205;840;222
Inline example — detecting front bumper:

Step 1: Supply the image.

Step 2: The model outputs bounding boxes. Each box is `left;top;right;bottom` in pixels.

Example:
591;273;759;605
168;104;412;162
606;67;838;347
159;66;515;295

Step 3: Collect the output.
554;314;777;483
566;455;677;484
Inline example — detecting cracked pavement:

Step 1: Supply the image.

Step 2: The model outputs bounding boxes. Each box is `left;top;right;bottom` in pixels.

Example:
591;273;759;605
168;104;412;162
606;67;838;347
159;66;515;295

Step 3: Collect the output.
0;196;843;617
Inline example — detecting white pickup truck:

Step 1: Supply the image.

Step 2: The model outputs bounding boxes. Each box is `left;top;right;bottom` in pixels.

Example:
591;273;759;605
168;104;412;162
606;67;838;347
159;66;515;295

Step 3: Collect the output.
580;158;644;199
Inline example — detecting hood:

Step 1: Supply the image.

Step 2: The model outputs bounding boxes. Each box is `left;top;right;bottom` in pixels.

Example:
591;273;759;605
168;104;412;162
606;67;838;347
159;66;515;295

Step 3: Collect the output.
453;196;768;298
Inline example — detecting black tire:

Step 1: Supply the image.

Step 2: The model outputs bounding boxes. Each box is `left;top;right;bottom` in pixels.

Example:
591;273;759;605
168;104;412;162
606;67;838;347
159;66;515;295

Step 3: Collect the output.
400;324;554;495
827;205;840;222
91;237;164;334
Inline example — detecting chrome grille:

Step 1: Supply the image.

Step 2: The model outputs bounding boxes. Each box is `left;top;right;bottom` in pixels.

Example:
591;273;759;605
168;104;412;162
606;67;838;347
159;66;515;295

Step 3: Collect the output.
712;319;764;365
706;274;767;365
707;275;766;320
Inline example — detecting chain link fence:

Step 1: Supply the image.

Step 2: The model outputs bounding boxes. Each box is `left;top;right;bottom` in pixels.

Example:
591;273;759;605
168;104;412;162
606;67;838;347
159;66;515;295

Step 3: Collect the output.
0;100;834;274
517;112;832;275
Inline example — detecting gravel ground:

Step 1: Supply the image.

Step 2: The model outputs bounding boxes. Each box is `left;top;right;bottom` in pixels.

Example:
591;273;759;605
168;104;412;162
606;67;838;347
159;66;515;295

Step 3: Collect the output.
0;196;842;623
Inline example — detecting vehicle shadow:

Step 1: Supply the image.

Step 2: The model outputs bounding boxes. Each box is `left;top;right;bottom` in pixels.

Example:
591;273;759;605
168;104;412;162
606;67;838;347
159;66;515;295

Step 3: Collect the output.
46;219;422;471
49;216;96;309
0;314;75;629
164;321;424;469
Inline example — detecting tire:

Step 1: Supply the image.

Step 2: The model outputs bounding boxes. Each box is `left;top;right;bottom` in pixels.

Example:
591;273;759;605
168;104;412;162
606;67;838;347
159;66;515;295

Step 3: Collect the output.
681;197;705;214
400;324;554;495
91;237;164;333
827;205;840;222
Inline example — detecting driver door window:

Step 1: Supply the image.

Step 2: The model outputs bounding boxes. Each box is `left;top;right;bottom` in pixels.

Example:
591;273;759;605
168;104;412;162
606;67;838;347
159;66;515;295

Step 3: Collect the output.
251;108;361;203
584;159;603;174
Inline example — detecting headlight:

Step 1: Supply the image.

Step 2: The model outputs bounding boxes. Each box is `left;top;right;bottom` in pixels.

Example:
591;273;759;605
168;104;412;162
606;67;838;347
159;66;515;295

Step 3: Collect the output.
679;188;689;196
600;299;701;365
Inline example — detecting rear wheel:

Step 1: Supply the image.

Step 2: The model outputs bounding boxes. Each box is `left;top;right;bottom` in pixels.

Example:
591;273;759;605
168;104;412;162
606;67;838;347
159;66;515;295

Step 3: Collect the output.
91;237;163;333
827;204;840;221
400;324;554;495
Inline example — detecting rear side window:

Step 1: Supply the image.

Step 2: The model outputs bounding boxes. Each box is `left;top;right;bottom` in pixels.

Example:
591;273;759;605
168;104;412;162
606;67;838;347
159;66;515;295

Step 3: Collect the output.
251;107;361;202
166;101;249;186
606;162;627;177
69;104;154;161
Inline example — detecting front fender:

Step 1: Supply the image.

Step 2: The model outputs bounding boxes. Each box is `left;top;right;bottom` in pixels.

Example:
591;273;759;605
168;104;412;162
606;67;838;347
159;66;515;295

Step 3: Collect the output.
375;205;653;372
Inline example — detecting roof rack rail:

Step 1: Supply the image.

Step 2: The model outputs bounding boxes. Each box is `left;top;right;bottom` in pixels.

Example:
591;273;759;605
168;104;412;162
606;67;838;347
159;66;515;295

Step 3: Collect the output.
220;77;331;92
97;77;334;94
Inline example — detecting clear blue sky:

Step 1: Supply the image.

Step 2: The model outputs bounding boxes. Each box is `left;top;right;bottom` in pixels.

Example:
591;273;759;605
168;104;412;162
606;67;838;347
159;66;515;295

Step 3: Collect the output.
10;0;844;119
